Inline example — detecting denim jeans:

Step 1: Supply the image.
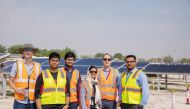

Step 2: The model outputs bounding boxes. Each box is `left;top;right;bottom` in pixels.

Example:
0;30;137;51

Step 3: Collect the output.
120;103;144;109
13;100;37;109
69;102;78;109
101;100;117;109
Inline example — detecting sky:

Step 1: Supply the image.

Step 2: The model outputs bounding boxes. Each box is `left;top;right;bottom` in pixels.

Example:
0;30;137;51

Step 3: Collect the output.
0;0;190;59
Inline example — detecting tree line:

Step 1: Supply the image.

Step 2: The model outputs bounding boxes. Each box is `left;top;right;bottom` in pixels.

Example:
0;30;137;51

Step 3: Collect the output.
0;44;190;64
0;44;74;58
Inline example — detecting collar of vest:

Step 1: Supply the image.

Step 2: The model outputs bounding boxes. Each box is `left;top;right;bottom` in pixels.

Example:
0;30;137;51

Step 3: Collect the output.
63;66;75;72
101;67;113;72
127;67;137;73
22;59;35;65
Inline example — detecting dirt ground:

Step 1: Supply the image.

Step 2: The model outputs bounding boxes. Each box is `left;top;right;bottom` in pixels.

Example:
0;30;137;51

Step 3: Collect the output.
145;90;190;109
0;90;190;109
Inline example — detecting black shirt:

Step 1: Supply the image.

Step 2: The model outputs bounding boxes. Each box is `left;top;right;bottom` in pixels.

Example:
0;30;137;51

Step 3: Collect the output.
35;71;70;100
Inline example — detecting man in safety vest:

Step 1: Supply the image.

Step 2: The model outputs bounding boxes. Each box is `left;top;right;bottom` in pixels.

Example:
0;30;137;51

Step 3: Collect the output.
61;52;82;109
97;53;122;109
35;52;70;109
121;55;149;109
9;44;42;109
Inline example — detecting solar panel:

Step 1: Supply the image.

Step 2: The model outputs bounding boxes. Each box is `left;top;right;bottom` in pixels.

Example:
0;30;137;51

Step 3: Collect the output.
0;53;7;57
186;65;190;73
1;61;15;67
33;58;48;64
41;65;50;70
144;64;161;73
173;64;190;73
117;62;149;73
118;67;127;73
73;65;89;75
1;58;190;74
144;64;190;73
75;58;103;67
0;53;10;59
60;59;65;65
0;61;16;73
1;66;12;73
111;61;125;69
137;62;150;68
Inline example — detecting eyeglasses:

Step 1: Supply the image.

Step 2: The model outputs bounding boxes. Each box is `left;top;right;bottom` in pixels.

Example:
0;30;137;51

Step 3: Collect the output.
66;58;75;61
103;58;111;61
23;48;33;52
90;71;97;74
126;61;136;63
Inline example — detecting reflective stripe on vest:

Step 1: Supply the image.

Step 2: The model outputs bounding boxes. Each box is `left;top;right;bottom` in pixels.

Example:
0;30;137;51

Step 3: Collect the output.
70;88;77;92
41;69;66;105
15;59;41;101
121;69;142;104
42;88;65;92
83;79;93;108
70;69;79;102
61;67;80;103
15;79;36;83
122;87;142;93
97;67;117;100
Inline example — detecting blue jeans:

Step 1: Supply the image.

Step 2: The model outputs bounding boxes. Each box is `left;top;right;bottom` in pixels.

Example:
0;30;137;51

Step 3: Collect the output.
42;104;65;109
102;100;117;109
69;102;78;109
121;103;144;109
14;100;37;109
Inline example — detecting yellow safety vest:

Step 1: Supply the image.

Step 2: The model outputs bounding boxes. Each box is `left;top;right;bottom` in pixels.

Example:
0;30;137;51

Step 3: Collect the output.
121;69;142;104
41;69;66;105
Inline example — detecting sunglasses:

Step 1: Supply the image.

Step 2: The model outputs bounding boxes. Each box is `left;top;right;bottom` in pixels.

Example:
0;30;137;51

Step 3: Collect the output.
103;58;111;61
90;71;97;74
23;48;33;52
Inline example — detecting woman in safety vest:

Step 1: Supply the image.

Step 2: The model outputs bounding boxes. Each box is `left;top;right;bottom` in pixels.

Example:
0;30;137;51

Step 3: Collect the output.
80;65;102;109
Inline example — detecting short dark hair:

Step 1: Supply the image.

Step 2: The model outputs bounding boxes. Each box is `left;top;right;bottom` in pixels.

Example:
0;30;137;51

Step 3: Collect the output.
64;52;76;60
125;55;136;61
49;52;60;60
88;65;97;71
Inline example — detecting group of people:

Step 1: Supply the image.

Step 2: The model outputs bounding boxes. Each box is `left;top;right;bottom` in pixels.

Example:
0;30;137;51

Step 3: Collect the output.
9;44;149;109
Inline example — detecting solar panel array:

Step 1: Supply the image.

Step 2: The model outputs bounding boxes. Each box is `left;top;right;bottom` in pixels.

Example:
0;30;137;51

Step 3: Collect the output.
0;53;10;59
1;58;190;75
144;63;190;74
0;60;16;73
0;53;7;57
118;62;150;73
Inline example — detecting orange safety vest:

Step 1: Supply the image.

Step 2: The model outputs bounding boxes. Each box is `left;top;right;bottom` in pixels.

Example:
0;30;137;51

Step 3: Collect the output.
97;67;118;101
83;79;93;108
62;67;80;103
14;59;41;101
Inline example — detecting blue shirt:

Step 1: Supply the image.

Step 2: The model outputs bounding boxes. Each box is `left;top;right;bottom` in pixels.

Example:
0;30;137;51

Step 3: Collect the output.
80;85;88;109
125;68;149;105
